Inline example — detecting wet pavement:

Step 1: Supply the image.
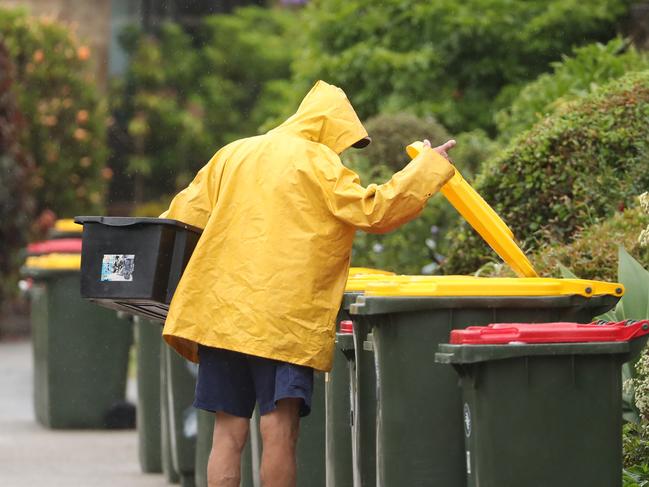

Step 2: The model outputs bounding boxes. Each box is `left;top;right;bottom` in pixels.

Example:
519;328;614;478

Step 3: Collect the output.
0;338;167;487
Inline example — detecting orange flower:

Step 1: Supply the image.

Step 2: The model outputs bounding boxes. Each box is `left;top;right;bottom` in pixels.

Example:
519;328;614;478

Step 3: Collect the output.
101;167;114;180
33;49;44;63
41;115;57;127
89;192;102;204
74;128;88;141
77;46;90;61
79;156;92;168
45;147;58;163
76;110;89;124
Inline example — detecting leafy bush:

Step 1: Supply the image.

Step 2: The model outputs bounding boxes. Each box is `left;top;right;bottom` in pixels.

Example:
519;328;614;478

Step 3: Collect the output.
496;38;649;140
620;197;649;484
111;6;300;202
639;192;649;247
526;207;649;281
361;113;449;172
625;423;649;470
290;0;631;133
0;8;109;217
444;70;649;274
449;129;498;180
624;460;649;487
0;39;34;305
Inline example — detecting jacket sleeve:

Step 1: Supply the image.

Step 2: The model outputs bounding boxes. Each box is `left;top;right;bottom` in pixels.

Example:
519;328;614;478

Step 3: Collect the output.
159;158;217;229
311;146;455;234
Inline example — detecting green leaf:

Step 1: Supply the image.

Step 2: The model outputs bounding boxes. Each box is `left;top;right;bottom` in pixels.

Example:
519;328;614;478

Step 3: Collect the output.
623;362;641;425
618;246;649;320
558;263;577;278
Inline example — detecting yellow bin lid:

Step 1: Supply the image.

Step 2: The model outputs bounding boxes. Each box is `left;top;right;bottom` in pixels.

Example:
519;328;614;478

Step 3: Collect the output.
407;141;537;278
346;267;396;292
345;273;479;292
24;253;81;271
54;219;83;234
363;276;624;298
348;267;395;277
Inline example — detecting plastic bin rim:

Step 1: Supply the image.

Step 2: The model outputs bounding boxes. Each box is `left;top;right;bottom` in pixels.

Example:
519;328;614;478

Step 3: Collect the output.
360;277;623;298
350;293;619;316
74;216;203;234
435;341;630;365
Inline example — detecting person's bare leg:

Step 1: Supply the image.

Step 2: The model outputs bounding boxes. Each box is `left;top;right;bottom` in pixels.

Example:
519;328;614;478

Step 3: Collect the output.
208;411;250;487
259;398;302;487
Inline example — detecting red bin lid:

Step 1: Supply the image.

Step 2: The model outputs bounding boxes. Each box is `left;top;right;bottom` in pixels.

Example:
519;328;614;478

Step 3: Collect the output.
450;320;649;345
339;320;354;334
27;238;82;256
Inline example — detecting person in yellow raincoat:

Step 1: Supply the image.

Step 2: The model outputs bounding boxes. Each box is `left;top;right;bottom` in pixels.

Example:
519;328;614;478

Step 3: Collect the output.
161;80;455;487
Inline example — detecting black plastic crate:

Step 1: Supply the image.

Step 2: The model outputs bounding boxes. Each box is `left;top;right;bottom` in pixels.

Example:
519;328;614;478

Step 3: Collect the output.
74;216;202;322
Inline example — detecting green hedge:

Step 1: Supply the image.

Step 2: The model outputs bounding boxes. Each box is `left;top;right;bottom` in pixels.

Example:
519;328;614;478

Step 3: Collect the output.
496;38;649;141
0;39;34;304
361;113;449;172
290;0;631;133
477;207;649;280
0;8;108;217
444;70;649;274
111;6;300;202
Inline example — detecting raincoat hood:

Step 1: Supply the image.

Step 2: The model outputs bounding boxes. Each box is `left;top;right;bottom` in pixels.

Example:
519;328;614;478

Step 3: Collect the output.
270;80;369;154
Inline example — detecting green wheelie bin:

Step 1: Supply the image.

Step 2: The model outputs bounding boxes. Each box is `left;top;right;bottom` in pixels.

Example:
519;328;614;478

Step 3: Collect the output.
350;277;623;487
435;320;649;487
161;342;181;484
134;316;163;473
328;319;356;487
327;268;395;487
22;253;133;429
297;371;326;486
164;344;198;487
298;268;393;487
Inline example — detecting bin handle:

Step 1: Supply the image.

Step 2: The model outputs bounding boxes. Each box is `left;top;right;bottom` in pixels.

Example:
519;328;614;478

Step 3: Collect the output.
602;320;649;341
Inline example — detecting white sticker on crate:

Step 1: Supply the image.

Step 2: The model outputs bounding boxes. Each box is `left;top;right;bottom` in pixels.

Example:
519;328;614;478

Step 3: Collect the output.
101;254;135;282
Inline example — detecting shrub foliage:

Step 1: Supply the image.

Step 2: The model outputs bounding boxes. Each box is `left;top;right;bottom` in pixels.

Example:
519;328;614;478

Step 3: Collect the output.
444;70;649;274
111;6;300;202
0;39;34;304
0;8;108;217
292;0;631;133
496;38;649;140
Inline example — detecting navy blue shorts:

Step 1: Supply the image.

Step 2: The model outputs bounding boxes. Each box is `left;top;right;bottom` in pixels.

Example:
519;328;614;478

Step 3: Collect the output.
194;345;314;418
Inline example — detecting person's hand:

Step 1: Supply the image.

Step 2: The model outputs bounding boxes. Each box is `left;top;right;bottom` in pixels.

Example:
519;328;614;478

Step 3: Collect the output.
423;139;456;161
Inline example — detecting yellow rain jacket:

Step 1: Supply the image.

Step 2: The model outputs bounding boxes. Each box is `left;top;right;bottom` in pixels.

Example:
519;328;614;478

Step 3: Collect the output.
161;80;454;371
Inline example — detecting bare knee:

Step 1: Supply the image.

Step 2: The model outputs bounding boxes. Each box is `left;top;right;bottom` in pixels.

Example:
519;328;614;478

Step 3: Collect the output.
213;412;250;453
260;398;301;450
208;413;250;487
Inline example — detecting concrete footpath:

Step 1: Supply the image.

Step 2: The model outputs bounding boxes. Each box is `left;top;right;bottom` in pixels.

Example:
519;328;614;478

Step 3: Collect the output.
0;338;167;487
